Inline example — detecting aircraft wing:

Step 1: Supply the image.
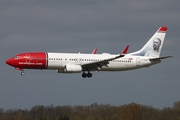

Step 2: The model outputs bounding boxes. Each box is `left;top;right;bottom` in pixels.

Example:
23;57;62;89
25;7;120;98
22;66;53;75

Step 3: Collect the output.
81;54;124;71
81;46;129;71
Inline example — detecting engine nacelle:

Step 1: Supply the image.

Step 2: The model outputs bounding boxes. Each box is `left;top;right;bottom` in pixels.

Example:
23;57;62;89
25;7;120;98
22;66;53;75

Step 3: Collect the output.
63;64;82;73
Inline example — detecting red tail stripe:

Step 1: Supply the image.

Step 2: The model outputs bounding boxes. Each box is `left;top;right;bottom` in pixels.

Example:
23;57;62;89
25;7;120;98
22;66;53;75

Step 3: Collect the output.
158;26;167;32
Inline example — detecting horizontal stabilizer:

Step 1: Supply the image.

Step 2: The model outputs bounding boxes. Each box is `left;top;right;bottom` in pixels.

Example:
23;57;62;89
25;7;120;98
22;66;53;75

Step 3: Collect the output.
149;56;172;61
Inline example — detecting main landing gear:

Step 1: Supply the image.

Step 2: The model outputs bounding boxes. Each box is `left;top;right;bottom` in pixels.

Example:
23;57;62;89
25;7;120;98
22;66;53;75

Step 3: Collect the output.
82;71;92;78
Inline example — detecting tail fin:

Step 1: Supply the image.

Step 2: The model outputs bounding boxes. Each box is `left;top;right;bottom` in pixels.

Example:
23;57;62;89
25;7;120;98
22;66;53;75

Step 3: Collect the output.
130;26;167;57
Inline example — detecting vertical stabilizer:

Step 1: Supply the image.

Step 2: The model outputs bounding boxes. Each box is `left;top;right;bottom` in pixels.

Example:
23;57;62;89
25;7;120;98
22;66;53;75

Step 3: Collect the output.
130;26;167;57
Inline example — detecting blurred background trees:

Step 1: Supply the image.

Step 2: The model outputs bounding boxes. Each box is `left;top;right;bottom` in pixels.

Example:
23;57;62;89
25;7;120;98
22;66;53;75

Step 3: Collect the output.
0;101;180;120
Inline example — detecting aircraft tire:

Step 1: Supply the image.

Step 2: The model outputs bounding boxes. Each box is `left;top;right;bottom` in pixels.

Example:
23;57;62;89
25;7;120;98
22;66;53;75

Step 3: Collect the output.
87;73;92;78
82;73;87;78
21;72;25;76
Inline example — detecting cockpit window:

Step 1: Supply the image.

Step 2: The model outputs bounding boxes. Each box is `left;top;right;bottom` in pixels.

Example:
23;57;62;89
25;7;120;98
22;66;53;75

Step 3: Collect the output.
13;56;20;59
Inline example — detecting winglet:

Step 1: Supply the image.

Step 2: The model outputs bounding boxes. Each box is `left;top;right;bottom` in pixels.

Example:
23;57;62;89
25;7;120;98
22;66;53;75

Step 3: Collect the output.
92;48;97;54
115;46;130;58
122;45;129;54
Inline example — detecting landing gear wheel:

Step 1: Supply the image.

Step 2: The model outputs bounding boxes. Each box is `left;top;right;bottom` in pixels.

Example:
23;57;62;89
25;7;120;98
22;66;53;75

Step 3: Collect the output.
82;72;87;78
82;71;93;78
87;73;92;78
21;72;25;76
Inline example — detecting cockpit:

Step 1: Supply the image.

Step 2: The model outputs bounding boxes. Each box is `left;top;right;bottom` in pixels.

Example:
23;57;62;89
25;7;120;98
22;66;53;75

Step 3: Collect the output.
13;56;20;59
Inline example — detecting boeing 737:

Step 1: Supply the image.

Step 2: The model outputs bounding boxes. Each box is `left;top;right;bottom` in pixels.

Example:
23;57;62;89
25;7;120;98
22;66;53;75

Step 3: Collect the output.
6;26;172;78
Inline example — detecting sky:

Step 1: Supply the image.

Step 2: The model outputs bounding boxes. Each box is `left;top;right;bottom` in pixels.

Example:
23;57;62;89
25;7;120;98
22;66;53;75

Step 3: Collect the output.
0;0;180;110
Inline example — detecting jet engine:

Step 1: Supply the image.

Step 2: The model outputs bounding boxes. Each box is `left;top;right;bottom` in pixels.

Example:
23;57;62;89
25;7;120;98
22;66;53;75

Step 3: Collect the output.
64;64;82;73
57;64;82;73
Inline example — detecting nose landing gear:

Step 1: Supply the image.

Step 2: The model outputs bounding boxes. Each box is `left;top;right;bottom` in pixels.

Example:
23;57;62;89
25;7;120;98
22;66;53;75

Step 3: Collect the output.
15;68;25;76
21;71;25;75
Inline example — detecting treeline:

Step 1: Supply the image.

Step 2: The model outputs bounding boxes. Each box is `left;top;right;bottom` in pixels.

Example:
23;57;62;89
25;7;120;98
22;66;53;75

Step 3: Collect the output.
0;102;180;120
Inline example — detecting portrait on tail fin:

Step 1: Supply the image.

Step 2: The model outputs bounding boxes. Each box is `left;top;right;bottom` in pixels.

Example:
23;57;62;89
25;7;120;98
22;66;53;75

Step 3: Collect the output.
153;38;161;52
145;38;161;57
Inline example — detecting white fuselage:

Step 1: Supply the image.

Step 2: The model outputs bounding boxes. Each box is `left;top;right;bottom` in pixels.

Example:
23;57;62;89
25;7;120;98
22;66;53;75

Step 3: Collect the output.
47;52;159;72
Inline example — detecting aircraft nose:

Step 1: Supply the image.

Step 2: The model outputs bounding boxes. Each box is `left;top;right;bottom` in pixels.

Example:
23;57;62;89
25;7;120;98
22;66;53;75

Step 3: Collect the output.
6;59;10;65
6;58;14;66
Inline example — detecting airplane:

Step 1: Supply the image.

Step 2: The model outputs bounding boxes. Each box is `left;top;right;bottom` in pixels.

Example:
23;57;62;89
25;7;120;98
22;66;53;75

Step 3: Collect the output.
6;26;172;78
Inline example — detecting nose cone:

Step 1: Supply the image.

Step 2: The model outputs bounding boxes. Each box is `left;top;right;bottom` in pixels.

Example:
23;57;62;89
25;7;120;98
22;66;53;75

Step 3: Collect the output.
6;58;14;66
6;59;10;65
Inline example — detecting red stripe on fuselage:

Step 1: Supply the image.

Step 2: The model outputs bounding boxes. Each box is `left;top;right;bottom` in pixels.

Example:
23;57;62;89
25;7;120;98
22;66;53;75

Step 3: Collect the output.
7;52;47;69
